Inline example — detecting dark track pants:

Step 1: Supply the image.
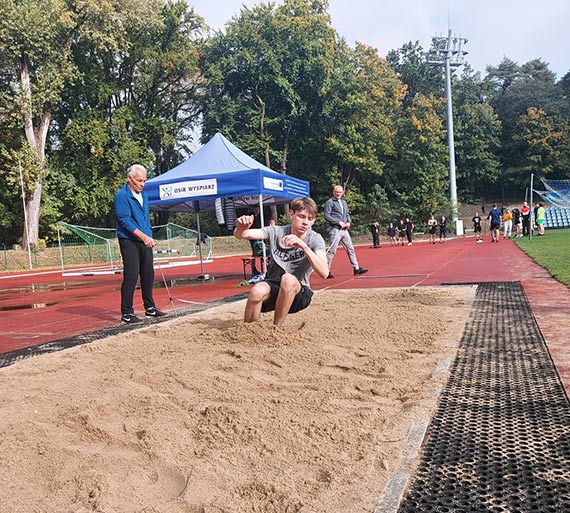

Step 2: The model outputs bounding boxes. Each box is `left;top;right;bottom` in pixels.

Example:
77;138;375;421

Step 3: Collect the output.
119;238;155;315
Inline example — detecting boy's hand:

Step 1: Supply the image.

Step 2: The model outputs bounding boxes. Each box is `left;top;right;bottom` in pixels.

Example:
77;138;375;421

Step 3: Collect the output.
281;234;306;251
236;215;254;228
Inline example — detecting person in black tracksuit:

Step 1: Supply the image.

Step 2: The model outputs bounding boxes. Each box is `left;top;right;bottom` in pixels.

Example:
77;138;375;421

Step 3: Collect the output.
370;221;380;248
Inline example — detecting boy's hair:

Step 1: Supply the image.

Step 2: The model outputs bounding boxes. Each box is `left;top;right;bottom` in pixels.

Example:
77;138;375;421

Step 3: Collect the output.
290;197;318;218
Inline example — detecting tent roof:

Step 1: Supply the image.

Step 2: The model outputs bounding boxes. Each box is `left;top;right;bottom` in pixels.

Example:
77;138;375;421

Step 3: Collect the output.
151;132;274;181
145;132;310;212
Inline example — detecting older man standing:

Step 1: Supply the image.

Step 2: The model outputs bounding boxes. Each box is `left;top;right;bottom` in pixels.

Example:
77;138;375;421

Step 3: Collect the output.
114;164;166;323
323;185;368;279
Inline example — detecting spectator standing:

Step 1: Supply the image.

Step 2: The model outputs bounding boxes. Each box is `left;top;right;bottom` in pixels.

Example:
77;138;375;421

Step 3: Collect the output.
397;219;406;246
520;202;531;236
427;215;438;244
439;216;447;243
536;203;546;235
487;204;502;242
387;222;397;246
503;209;513;239
370;221;380;248
405;217;414;246
323;185;368;278
533;202;540;233
512;208;522;237
114;164;166;324
472;212;483;243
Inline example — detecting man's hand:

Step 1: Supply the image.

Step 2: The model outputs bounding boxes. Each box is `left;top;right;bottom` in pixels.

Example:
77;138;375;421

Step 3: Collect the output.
143;235;156;248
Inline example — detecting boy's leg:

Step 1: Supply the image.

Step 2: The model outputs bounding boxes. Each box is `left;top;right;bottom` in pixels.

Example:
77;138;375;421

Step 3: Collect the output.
273;274;302;328
244;282;271;323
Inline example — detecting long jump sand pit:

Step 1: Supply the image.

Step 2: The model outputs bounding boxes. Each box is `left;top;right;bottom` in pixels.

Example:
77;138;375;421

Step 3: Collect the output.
0;286;474;513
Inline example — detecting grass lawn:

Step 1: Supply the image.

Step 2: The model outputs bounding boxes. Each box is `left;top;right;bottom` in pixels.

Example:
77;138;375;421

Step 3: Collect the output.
514;228;570;287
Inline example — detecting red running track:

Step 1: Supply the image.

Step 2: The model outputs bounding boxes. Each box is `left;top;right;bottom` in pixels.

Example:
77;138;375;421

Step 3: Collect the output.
1;234;569;396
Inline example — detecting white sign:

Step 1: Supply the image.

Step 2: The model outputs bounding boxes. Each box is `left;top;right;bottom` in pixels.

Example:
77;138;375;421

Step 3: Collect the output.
263;176;284;192
159;179;217;200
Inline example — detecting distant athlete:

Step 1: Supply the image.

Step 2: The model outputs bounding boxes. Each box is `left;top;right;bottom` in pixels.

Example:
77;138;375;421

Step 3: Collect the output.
472;212;483;243
427;215;438;244
487;204;502;242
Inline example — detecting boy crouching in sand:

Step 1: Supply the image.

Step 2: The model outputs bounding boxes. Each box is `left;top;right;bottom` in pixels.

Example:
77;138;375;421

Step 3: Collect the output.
234;197;329;327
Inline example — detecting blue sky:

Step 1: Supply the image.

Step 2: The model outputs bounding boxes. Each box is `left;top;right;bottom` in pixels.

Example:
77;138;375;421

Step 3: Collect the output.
189;0;569;80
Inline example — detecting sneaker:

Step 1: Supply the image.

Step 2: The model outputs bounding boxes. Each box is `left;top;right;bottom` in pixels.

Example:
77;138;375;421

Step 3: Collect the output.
354;268;368;275
326;273;335;279
145;307;166;317
121;313;143;324
407;242;412;246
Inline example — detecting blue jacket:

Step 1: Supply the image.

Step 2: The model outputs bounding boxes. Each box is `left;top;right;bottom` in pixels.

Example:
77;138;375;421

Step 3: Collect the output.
114;184;152;240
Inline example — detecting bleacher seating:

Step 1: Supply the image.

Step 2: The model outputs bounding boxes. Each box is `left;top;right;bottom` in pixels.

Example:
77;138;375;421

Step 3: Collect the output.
544;207;570;228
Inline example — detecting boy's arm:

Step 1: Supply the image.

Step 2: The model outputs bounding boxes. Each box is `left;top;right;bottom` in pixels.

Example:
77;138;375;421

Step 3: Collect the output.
234;215;265;240
281;233;329;279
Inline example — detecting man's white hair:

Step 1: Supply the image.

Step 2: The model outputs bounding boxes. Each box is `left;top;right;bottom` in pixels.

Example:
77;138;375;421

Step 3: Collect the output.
127;164;147;177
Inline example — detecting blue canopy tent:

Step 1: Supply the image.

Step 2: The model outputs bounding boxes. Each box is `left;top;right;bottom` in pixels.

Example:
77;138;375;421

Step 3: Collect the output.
145;132;310;276
145;132;310;212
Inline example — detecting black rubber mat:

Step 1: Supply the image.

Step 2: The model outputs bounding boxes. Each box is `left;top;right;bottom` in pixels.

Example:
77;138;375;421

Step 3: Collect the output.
399;282;570;513
0;293;247;369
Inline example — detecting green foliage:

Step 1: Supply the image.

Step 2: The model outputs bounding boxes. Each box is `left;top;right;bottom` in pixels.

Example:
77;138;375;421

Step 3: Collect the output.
385;94;449;222
0;0;569;249
386;41;444;106
514;229;570;287
453;69;502;202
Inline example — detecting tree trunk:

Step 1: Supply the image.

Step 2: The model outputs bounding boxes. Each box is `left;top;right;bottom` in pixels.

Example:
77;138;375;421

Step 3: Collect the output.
20;55;50;247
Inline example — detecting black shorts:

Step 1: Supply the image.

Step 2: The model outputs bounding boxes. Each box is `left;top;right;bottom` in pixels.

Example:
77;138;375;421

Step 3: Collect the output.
429;227;436;234
261;279;314;314
491;222;500;230
474;225;482;233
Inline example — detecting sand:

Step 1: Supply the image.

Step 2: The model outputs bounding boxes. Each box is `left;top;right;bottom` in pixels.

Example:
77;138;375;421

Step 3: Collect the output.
0;286;475;513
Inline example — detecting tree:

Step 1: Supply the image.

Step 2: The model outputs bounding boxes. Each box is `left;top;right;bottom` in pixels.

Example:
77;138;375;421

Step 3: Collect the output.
0;0;76;247
51;0;204;227
200;0;338;176
485;57;567;192
386;41;443;107
513;107;566;182
385;94;449;223
322;42;406;200
453;68;501;202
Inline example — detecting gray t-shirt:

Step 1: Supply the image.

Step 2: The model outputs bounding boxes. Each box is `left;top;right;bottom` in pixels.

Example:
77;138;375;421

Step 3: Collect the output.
260;225;325;287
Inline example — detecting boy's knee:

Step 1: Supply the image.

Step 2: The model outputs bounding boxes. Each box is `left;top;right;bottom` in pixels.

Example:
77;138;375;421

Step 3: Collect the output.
249;282;270;302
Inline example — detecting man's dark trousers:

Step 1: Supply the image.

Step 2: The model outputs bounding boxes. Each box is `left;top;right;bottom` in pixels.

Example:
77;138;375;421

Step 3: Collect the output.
119;238;155;315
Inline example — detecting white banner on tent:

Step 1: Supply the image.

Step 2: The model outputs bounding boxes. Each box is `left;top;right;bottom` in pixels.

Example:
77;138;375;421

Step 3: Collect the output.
159;179;217;200
263;176;284;192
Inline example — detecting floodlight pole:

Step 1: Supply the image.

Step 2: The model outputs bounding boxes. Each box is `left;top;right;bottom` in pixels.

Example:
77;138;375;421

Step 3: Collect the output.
427;29;468;233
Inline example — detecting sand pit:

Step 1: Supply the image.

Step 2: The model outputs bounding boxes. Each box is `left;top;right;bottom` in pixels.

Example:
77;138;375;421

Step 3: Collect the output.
0;286;475;513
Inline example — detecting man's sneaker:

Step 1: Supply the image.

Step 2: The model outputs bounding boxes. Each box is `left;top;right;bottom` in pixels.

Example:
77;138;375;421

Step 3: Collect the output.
145;307;166;317
354;268;368;275
121;313;143;324
326;273;335;279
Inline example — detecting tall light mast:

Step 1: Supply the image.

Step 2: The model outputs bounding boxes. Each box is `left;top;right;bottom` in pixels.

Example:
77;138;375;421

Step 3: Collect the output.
427;29;468;233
